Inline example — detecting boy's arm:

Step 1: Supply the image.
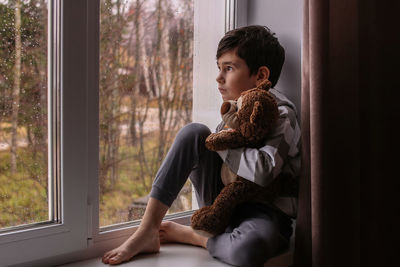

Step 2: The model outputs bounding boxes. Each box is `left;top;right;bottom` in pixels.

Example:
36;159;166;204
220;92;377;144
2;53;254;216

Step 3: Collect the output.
217;105;301;187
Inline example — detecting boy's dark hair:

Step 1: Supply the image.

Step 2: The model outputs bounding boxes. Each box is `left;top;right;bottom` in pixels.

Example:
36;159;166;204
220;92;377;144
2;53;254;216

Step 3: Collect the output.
216;25;285;88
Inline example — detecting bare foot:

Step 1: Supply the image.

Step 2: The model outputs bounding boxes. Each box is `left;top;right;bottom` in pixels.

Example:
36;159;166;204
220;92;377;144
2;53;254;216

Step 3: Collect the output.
102;228;160;265
159;221;208;248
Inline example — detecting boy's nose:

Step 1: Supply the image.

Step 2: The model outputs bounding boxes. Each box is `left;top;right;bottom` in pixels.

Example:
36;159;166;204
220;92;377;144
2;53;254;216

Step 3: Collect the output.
216;73;224;84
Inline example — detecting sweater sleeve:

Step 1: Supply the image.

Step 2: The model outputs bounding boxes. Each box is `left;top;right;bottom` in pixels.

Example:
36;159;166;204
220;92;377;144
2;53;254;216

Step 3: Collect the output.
216;104;301;187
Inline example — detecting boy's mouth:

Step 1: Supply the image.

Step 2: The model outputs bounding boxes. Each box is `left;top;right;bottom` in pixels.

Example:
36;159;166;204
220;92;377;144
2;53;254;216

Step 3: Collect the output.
218;87;226;94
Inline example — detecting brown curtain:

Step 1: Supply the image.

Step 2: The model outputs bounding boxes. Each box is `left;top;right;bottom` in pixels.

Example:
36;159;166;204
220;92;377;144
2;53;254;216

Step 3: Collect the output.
294;0;399;266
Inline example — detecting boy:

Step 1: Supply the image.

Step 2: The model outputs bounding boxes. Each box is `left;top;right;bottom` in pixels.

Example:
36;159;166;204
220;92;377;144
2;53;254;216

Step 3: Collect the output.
102;25;301;267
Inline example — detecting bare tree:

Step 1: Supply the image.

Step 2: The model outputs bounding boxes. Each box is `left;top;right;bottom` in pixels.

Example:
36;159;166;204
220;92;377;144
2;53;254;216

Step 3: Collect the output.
10;0;22;174
99;0;128;192
129;0;152;191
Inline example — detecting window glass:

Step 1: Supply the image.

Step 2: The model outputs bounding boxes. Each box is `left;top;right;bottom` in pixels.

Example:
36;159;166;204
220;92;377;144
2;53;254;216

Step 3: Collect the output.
0;0;49;230
99;0;194;227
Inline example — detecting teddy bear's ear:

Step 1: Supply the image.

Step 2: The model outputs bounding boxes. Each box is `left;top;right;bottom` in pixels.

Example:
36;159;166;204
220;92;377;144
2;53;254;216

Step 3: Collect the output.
250;101;263;125
257;80;272;91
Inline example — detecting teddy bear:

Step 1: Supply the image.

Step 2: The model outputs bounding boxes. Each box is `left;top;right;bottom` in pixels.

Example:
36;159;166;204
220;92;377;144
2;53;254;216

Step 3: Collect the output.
190;80;282;237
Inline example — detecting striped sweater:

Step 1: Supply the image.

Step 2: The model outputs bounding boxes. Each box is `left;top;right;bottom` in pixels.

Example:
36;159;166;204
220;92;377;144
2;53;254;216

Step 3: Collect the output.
215;88;301;218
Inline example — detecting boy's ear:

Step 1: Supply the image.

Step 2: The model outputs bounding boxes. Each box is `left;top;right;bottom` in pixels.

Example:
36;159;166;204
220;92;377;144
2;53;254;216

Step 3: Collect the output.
256;66;270;86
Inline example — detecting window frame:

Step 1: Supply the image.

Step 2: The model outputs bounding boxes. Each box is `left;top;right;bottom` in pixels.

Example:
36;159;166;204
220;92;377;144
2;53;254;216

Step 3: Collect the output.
0;0;90;265
0;0;244;265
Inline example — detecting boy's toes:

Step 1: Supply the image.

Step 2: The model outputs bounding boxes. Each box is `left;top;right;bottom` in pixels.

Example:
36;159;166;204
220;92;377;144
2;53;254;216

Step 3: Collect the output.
108;255;121;265
102;250;117;264
108;252;131;265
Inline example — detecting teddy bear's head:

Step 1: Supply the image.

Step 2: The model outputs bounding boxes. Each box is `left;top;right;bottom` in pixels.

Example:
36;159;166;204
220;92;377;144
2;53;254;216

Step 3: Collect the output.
221;81;279;146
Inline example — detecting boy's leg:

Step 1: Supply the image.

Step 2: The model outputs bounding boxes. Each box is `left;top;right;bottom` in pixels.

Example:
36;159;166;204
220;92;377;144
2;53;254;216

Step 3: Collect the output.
103;123;222;265
103;123;220;264
150;122;224;208
102;197;168;265
207;203;293;267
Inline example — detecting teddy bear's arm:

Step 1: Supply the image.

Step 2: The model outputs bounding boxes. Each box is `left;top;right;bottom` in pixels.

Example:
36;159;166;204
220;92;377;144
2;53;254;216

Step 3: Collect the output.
205;129;247;151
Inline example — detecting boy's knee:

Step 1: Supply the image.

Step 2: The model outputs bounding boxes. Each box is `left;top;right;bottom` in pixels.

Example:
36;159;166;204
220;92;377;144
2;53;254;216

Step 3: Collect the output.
210;227;285;267
176;123;210;144
227;234;269;267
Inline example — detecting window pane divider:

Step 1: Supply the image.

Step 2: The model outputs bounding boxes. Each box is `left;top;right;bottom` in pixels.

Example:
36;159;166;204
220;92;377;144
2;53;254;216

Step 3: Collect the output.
49;0;62;225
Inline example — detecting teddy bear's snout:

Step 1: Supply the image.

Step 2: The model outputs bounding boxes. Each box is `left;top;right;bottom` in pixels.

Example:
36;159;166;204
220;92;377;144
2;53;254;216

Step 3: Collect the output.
220;100;238;115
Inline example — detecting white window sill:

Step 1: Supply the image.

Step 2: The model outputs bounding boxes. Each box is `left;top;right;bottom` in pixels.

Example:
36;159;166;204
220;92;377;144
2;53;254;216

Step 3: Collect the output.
59;244;230;267
59;238;294;267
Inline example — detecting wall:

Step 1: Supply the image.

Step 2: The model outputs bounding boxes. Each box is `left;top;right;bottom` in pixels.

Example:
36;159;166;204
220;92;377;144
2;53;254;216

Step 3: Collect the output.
246;0;302;113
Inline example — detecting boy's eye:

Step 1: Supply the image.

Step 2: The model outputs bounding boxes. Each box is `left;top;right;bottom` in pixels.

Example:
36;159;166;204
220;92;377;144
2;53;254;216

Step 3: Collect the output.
217;65;233;72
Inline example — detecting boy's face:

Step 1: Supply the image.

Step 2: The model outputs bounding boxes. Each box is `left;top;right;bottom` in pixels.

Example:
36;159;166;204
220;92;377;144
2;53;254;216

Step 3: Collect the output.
216;50;258;101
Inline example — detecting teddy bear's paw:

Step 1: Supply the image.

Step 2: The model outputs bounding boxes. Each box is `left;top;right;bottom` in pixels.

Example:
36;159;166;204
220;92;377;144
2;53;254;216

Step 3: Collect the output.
190;206;228;236
205;130;246;151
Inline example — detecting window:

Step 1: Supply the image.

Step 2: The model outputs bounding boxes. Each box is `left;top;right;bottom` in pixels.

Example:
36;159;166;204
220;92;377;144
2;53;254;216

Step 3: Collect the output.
0;0;231;265
99;0;194;228
0;0;50;231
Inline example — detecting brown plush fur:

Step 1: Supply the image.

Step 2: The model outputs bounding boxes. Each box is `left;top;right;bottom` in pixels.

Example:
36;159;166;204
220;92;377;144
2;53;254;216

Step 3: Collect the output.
191;81;281;237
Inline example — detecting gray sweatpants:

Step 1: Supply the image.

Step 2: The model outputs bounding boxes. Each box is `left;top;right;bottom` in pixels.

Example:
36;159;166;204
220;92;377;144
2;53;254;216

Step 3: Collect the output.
150;123;292;267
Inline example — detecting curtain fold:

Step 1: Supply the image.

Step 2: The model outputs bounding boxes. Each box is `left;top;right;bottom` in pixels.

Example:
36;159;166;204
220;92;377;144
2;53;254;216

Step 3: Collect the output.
295;0;361;266
295;0;399;266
